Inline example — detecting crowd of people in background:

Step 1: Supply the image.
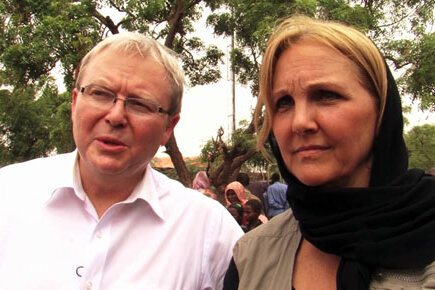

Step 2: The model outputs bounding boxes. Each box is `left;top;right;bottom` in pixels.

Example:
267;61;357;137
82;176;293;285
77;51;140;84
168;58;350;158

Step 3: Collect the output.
191;170;290;233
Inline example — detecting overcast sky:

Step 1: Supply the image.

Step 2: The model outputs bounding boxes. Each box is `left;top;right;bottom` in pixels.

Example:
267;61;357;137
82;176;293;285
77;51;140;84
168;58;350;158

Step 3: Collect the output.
156;78;255;158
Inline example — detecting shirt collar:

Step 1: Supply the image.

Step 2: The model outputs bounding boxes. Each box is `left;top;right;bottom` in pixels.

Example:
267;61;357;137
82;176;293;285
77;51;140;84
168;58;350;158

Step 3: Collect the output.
45;150;84;205
47;152;166;221
124;164;166;220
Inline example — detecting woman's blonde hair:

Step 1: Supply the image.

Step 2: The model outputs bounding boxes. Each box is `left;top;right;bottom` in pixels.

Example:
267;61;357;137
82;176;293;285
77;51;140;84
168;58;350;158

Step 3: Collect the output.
254;15;387;156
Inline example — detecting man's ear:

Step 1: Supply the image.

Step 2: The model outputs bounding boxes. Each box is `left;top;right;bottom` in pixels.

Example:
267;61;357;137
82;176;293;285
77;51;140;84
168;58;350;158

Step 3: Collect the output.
160;113;180;146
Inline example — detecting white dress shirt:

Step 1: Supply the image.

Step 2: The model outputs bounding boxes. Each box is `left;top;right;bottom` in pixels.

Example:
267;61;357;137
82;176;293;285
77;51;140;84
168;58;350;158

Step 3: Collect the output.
0;152;243;290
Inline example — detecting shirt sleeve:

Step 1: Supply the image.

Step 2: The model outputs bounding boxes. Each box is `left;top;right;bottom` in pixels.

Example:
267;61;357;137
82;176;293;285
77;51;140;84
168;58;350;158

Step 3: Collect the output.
267;186;285;209
203;204;244;289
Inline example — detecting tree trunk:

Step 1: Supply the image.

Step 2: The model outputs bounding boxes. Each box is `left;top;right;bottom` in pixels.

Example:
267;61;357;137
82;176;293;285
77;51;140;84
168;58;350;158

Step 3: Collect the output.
164;134;192;187
161;0;193;187
210;147;257;204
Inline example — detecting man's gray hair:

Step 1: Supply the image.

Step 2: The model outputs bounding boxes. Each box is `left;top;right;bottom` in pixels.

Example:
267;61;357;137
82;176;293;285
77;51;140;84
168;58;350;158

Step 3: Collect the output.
76;32;185;116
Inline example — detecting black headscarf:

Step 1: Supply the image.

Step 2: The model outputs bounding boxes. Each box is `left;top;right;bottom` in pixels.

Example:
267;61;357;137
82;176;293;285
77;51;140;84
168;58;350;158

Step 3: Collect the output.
270;64;435;289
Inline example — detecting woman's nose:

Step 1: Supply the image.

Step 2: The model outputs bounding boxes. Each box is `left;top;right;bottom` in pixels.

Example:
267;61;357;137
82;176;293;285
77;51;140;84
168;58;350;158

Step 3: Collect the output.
291;103;318;136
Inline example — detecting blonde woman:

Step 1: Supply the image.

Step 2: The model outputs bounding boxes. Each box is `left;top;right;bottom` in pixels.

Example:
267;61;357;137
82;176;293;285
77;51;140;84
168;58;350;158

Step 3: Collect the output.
224;16;435;290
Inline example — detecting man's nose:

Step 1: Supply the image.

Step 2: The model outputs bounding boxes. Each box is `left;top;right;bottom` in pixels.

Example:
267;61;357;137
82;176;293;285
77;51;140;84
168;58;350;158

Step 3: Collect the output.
105;97;128;127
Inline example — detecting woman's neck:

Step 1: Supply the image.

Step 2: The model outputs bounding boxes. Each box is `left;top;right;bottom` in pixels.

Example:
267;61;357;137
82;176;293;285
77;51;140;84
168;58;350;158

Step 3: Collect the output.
293;239;341;290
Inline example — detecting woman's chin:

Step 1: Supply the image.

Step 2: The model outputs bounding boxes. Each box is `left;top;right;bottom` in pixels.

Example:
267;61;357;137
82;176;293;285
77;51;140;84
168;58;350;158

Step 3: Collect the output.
294;174;334;187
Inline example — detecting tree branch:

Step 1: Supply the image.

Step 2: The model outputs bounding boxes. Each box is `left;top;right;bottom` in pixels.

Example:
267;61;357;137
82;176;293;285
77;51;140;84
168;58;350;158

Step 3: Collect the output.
165;0;185;48
186;0;203;11
107;0;125;12
90;7;119;34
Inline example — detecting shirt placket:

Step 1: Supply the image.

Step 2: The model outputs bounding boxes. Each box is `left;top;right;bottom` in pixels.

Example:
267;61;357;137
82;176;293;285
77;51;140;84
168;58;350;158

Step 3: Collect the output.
80;217;112;290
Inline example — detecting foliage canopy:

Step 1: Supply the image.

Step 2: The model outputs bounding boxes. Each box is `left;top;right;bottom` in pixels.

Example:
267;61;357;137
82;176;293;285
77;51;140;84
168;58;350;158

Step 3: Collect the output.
405;124;435;170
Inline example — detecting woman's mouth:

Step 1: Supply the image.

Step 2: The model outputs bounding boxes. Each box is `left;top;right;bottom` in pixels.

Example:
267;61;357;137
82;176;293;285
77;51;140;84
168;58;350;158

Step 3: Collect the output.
294;145;330;159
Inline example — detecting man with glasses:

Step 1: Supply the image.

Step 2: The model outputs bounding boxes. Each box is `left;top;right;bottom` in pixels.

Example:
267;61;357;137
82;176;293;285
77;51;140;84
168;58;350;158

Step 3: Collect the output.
0;32;243;289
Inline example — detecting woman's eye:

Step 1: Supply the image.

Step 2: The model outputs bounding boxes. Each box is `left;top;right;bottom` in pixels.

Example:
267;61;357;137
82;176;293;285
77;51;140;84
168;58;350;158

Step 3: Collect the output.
315;90;342;102
275;95;294;112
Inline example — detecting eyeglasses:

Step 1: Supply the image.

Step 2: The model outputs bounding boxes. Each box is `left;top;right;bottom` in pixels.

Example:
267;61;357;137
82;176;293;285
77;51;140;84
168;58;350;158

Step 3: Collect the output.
79;85;169;116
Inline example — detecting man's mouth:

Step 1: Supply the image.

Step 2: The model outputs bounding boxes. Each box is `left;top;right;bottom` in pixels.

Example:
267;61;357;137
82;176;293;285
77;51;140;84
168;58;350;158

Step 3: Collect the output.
96;136;127;151
97;137;125;146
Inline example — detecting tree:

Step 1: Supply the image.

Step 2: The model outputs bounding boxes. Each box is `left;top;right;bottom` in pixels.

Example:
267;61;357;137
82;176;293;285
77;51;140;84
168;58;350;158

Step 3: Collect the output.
0;0;228;187
405;124;435;170
200;119;270;201
392;34;435;111
0;0;104;166
208;0;435;99
208;0;378;95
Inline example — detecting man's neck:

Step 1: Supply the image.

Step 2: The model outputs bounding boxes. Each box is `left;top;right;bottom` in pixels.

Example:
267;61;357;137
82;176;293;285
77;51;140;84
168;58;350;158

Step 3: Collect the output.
83;181;137;218
78;163;146;218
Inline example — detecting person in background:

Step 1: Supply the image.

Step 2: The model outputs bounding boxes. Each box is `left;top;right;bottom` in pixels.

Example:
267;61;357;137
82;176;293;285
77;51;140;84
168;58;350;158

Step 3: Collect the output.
242;199;264;233
228;203;244;226
0;32;243;290
236;172;261;202
192;171;210;190
265;172;289;218
427;167;435;176
247;179;269;213
262;190;270;219
192;170;217;199
236;173;269;224
225;181;247;207
201;189;217;199
224;15;435;290
225;181;268;226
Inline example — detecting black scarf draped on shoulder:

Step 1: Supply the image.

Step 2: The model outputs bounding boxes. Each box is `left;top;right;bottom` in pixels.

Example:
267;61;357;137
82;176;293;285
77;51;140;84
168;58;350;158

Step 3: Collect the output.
270;65;435;290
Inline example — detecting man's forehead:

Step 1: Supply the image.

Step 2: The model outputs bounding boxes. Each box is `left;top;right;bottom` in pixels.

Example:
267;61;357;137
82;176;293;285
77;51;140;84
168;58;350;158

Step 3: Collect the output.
79;48;166;83
87;47;158;66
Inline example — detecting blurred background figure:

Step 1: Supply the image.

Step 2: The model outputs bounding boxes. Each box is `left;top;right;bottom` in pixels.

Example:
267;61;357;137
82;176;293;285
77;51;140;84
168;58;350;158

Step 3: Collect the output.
264;173;289;219
224;181;247;207
247;179;269;213
192;171;216;199
225;181;268;226
227;203;244;226
236;172;261;202
427;168;435;176
242;199;264;232
192;171;210;191
236;172;268;224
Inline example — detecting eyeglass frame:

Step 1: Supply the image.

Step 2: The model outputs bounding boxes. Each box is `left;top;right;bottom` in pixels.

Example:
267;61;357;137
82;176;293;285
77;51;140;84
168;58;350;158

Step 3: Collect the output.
78;84;170;116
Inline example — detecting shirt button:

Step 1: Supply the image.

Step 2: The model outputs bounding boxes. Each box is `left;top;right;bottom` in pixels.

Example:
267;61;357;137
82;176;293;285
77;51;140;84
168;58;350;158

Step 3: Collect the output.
96;231;102;239
85;281;92;290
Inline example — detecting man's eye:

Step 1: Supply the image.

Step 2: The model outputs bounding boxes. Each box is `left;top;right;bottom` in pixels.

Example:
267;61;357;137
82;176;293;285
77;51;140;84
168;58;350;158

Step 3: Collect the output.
275;95;294;112
90;88;113;99
128;99;155;112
